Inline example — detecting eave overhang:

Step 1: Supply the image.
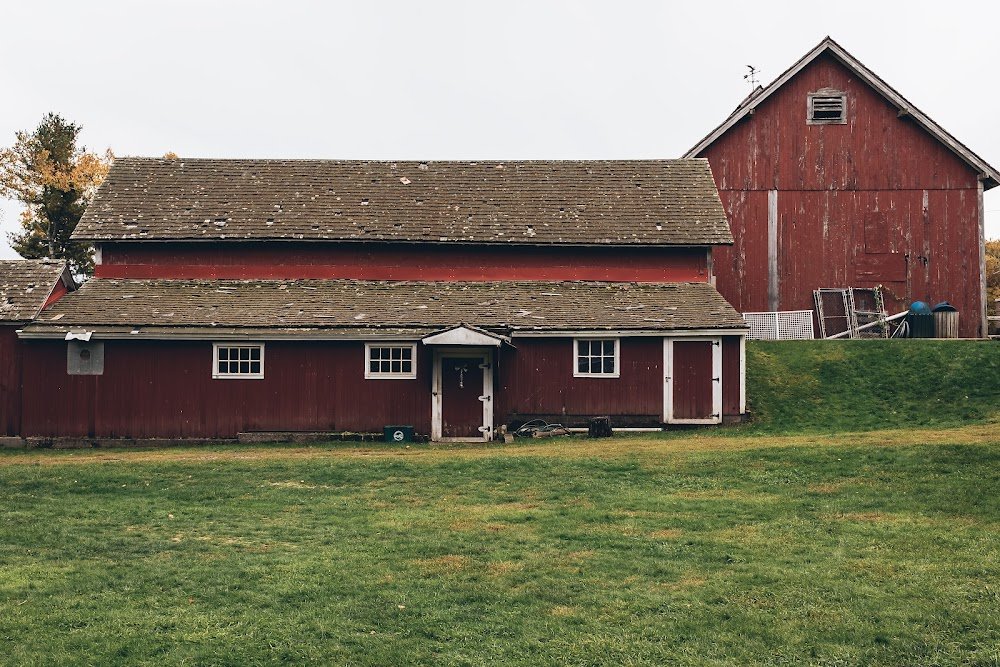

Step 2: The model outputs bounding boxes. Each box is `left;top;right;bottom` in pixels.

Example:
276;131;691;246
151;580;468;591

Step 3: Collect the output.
18;325;749;341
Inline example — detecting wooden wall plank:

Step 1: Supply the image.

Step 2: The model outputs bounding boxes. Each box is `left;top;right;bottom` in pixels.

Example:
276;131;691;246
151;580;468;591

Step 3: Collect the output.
0;327;22;436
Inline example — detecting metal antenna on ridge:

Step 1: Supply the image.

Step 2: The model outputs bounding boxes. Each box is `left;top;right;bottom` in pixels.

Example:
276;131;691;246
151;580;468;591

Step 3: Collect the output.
744;65;759;89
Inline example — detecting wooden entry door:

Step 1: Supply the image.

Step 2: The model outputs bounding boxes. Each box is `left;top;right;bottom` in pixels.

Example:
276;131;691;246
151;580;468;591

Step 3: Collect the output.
664;338;722;424
440;356;486;438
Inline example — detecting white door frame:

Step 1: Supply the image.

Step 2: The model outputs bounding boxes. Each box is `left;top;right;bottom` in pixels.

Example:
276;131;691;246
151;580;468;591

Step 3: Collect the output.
663;336;722;424
431;347;494;442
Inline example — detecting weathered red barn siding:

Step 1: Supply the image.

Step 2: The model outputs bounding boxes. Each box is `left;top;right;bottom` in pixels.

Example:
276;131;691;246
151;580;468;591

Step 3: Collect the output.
19;334;744;438
20;340;433;439
712;192;771;313
0;327;22;436
700;52;984;336
95;242;710;283
496;336;744;426
496;337;663;425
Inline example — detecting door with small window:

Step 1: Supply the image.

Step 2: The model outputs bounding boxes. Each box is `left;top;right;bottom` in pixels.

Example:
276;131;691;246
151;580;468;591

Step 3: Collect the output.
664;337;721;424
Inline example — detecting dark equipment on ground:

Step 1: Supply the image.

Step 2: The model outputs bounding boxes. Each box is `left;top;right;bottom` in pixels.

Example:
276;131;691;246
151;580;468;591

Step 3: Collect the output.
513;419;571;438
588;416;613;438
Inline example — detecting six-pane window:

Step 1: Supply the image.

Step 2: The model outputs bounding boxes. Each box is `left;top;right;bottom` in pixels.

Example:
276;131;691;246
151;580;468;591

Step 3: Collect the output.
213;344;264;379
366;344;417;379
575;339;619;377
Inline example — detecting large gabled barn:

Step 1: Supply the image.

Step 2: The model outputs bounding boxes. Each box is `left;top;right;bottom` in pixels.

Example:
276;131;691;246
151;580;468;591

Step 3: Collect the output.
685;37;1000;337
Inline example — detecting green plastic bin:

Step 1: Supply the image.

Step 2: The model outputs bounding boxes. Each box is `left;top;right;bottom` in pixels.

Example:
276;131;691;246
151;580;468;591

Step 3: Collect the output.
384;425;414;443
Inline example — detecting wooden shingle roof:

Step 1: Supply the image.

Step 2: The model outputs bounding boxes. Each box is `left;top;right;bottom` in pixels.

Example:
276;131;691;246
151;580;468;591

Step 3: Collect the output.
0;259;73;323
21;278;746;337
72;158;733;246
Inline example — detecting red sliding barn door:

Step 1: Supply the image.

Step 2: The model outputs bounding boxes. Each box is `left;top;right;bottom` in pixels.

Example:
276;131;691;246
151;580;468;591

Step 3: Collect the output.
665;338;721;424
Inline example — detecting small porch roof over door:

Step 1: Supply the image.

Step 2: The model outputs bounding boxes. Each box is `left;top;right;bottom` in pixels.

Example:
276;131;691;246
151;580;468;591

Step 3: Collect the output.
421;324;512;347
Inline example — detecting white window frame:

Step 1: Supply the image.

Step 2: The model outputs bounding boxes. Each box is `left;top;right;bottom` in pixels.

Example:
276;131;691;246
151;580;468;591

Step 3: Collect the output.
573;337;620;378
212;343;265;380
365;343;418;380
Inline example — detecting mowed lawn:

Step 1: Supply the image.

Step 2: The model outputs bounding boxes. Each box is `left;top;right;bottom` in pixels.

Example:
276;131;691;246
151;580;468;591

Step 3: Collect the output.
2;428;999;666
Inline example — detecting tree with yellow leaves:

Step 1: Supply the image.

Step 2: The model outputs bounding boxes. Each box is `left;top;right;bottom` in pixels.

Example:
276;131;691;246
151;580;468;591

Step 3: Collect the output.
0;113;112;275
986;239;1000;306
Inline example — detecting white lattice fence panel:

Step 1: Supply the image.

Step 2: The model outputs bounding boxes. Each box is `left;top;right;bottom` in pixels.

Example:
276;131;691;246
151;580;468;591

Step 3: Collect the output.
744;311;815;340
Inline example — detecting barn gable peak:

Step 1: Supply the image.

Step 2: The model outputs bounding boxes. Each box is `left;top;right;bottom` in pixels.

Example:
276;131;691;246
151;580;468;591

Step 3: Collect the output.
684;36;1000;189
0;259;76;323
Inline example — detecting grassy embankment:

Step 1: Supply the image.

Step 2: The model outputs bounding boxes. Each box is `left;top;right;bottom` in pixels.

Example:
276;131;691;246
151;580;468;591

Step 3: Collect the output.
741;339;1000;434
1;340;999;666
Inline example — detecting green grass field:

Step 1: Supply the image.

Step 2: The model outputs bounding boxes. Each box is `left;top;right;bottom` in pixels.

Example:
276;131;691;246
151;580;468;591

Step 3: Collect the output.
745;340;1000;434
2;341;999;666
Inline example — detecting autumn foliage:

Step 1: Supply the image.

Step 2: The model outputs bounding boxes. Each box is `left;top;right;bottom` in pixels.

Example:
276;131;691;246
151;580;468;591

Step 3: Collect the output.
0;113;112;275
986;239;1000;311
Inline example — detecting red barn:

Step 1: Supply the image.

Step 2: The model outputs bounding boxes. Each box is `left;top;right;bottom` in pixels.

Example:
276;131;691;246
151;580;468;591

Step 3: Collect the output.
0;259;76;437
685;37;1000;337
15;159;748;442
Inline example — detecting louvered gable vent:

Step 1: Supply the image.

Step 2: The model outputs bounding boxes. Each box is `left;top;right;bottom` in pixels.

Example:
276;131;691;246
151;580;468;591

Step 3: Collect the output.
808;88;847;124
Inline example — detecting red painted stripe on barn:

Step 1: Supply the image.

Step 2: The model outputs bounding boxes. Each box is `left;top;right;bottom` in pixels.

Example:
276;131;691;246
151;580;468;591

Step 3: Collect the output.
95;264;708;282
98;243;711;266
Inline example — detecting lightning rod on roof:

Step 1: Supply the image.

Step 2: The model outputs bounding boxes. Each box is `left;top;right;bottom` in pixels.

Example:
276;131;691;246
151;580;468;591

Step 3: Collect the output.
744;65;759;89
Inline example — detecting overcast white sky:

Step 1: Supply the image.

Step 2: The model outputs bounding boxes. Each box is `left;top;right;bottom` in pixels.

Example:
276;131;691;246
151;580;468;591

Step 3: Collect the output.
2;0;998;258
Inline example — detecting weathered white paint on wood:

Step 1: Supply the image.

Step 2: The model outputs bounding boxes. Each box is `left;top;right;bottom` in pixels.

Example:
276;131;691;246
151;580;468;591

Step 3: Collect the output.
767;189;779;312
430;347;493;442
663;336;722;425
979;180;987;337
422;326;506;347
739;335;746;415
